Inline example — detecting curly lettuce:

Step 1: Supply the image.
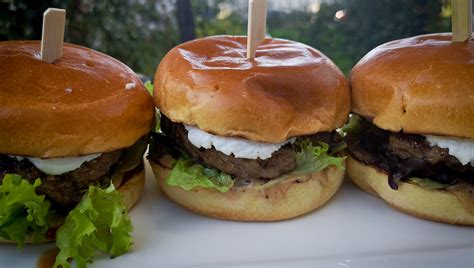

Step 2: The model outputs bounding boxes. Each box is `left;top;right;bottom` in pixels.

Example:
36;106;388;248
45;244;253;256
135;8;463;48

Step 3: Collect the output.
341;114;362;136
53;184;133;268
407;177;450;190
144;81;154;95
165;138;345;192
0;174;50;246
166;158;234;193
293;139;345;174
144;81;161;132
0;173;133;267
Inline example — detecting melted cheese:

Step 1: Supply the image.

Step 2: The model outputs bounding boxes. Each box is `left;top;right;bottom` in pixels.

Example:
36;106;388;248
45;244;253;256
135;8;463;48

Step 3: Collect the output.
185;125;295;160
10;154;101;175
425;135;474;166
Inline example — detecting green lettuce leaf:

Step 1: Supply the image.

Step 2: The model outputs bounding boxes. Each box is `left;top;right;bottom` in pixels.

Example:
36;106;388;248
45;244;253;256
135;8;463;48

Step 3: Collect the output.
341;114;362;136
166;158;234;193
114;135;149;174
407;177;450;190
154;108;161;133
0;174;50;246
53;184;133;268
144;81;161;132
144;81;154;95
293;139;345;174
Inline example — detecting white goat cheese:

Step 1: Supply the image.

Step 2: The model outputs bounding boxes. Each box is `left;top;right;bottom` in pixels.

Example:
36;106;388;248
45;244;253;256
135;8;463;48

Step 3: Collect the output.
10;154;102;175
425;135;474;166
185;125;295;160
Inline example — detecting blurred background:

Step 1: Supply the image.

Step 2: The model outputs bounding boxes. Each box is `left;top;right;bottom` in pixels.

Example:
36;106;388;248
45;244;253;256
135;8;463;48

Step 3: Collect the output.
1;0;469;78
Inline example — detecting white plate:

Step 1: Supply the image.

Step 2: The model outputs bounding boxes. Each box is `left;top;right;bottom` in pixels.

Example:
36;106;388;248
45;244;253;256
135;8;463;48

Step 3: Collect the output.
1;162;473;268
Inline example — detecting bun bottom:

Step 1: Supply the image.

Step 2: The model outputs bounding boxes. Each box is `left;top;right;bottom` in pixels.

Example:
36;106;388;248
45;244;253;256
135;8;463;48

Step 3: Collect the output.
149;155;344;221
346;156;474;226
0;164;145;244
118;164;146;211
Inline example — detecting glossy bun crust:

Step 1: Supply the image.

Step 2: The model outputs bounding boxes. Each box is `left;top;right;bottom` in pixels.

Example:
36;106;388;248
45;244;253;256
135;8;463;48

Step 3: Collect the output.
350;33;474;139
0;41;154;158
155;35;350;143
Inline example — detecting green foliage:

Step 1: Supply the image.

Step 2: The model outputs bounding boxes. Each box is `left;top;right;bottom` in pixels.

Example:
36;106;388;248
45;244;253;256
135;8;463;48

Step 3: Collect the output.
193;0;246;37
1;0;178;78
64;0;178;77
265;0;450;75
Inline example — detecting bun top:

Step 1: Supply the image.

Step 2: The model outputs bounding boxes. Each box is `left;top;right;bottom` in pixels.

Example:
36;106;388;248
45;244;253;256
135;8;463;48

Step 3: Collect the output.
350;33;474;139
0;41;154;158
154;35;349;143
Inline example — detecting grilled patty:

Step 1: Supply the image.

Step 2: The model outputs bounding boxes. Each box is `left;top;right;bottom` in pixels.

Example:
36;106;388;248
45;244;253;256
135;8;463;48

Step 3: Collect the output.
346;118;473;189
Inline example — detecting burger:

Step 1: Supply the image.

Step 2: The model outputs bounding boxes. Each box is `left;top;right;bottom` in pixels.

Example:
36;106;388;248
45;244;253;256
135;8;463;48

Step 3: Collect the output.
0;41;154;265
345;33;473;225
148;35;350;221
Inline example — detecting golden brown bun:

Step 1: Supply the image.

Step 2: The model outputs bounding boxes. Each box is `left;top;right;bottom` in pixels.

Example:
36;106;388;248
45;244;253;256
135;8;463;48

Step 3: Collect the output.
0;165;145;244
149;155;344;221
346;156;474;226
0;41;155;158
154;35;350;143
350;33;474;139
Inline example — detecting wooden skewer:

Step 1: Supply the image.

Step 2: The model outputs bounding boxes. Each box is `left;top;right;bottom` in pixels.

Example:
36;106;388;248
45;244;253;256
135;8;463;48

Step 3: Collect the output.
452;0;472;42
41;8;66;63
247;0;268;59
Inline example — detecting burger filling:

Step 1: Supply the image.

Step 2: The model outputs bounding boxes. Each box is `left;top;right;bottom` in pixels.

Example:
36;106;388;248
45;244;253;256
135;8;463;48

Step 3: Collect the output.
0;135;148;265
0;151;120;207
0;136;147;208
148;116;346;192
344;115;474;189
184;124;296;160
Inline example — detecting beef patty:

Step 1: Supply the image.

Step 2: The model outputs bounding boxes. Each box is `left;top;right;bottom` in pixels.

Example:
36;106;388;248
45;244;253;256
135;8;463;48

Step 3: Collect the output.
0;150;122;207
152;116;342;181
346;118;473;189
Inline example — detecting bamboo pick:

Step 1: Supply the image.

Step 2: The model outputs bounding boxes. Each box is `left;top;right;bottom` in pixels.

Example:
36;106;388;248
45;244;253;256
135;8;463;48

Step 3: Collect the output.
247;0;268;59
41;8;66;63
452;0;472;42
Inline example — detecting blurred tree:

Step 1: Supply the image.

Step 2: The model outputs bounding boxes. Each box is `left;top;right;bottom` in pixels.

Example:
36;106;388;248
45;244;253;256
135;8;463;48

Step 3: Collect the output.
177;0;196;42
0;0;178;78
268;0;450;74
307;0;451;74
192;0;246;37
64;0;179;77
0;0;452;77
0;0;66;40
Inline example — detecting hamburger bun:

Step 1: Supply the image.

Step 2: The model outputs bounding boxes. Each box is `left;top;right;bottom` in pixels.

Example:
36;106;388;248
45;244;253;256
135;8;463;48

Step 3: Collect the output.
0;164;145;244
0;41;155;158
346;156;474;226
350;33;474;139
154;35;350;143
150;154;344;221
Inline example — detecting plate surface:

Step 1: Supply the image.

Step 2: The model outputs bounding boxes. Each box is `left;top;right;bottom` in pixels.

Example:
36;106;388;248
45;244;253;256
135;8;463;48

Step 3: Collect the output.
0;161;473;268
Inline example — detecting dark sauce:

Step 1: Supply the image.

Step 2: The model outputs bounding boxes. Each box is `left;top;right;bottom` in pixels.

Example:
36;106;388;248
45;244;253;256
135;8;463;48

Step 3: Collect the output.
36;247;59;268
